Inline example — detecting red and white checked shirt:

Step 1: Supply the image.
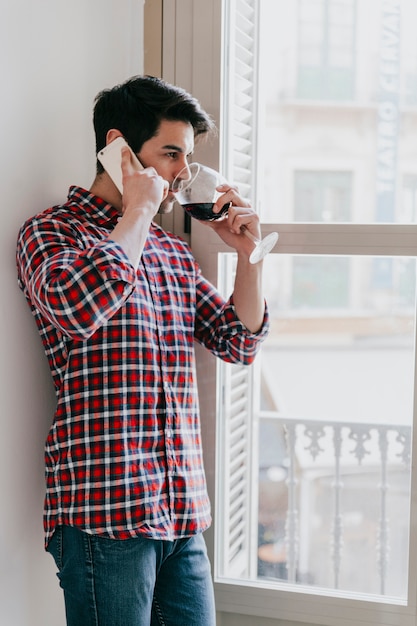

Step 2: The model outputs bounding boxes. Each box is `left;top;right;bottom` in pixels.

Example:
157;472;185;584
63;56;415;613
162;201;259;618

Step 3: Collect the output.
16;186;269;547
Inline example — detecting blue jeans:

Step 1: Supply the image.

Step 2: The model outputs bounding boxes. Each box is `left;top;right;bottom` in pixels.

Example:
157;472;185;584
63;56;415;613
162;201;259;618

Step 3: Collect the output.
47;525;216;626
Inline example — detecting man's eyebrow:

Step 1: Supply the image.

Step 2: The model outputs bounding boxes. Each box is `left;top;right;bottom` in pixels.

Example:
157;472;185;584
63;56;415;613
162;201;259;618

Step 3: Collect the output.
162;144;194;155
162;144;185;152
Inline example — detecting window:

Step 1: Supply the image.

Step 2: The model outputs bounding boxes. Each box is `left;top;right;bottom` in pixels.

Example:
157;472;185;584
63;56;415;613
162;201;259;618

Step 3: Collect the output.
158;0;417;623
294;171;352;222
292;256;349;308
297;0;356;100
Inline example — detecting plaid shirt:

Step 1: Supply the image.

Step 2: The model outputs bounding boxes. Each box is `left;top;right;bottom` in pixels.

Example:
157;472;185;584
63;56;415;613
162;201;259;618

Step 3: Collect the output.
16;186;269;547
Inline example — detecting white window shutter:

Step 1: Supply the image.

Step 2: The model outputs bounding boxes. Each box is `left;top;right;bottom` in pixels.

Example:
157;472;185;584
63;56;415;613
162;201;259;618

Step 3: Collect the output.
216;255;256;578
222;0;259;204
217;0;259;577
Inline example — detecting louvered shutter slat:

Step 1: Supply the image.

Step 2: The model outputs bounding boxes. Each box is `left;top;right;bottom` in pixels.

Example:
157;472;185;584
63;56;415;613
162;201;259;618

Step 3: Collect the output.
217;0;259;580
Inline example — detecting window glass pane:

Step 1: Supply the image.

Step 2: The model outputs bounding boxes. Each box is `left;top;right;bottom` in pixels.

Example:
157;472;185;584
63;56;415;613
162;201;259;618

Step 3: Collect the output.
300;0;325;22
299;24;323;49
294;171;352;221
257;0;417;224
217;253;415;599
257;254;414;597
329;0;355;24
297;0;356;99
401;175;417;221
292;256;349;307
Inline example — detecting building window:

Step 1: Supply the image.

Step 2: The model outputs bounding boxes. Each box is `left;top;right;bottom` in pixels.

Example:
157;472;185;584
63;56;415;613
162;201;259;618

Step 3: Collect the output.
297;0;356;100
294;170;352;222
292;256;349;308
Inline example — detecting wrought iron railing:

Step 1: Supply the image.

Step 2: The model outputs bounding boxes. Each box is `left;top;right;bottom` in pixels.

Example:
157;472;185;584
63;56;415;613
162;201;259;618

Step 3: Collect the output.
258;413;411;596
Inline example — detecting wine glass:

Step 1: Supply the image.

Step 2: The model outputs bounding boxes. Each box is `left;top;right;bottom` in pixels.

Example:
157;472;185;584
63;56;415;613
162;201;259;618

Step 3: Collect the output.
172;163;278;264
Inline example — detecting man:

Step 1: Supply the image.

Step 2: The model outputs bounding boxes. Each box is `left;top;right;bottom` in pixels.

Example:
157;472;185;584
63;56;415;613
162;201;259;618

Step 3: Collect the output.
16;75;269;626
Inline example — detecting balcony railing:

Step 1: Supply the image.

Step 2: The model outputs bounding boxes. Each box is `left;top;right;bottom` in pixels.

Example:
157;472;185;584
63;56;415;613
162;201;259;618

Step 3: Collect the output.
258;413;411;597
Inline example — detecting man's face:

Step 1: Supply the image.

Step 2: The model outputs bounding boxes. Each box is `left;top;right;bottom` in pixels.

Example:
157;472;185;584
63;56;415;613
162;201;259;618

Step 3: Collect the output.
137;119;195;214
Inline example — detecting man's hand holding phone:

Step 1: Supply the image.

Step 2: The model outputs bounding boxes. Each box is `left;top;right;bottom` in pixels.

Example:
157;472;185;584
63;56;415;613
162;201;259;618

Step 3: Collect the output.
97;136;168;217
98;137;168;267
120;146;168;218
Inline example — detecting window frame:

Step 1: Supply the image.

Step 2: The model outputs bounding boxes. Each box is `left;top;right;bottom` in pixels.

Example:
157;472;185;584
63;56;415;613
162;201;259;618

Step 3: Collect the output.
153;1;417;623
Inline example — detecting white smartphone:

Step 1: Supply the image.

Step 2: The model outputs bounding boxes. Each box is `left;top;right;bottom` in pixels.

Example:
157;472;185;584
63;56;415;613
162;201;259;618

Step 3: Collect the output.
97;136;143;193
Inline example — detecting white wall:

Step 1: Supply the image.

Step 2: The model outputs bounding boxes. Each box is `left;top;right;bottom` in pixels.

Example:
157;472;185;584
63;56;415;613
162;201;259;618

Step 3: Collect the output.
0;1;143;624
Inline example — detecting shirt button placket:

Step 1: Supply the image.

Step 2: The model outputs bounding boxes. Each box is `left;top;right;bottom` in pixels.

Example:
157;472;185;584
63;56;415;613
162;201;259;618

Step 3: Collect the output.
146;259;177;520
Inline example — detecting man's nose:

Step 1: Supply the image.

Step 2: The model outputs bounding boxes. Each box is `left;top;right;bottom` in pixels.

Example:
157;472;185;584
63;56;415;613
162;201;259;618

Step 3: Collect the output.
171;162;192;192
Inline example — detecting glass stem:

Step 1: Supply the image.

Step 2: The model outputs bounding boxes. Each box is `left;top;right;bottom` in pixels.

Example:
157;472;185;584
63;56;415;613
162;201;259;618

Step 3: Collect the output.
240;226;260;246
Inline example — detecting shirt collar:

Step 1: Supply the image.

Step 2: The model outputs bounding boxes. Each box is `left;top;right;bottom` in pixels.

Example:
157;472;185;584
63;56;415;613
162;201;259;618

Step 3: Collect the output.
67;186;121;227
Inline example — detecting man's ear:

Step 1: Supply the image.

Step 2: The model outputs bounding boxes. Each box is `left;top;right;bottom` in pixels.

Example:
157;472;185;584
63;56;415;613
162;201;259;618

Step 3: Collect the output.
105;128;124;145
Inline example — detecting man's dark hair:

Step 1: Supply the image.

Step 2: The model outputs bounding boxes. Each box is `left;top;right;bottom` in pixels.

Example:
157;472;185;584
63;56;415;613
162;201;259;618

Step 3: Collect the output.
93;75;215;173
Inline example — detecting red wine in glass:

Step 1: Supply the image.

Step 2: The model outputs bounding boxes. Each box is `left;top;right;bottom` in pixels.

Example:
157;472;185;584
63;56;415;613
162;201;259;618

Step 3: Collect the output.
182;202;230;221
173;163;278;263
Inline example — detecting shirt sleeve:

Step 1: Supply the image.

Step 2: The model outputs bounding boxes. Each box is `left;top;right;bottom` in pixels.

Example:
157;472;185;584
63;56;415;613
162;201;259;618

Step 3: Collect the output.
194;269;269;365
16;216;137;341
